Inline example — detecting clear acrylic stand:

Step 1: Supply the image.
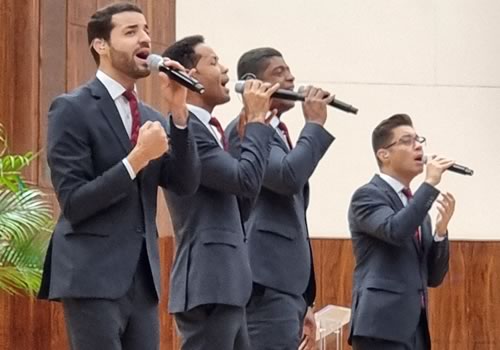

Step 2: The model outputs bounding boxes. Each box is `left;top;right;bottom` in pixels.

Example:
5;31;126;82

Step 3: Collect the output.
315;305;351;350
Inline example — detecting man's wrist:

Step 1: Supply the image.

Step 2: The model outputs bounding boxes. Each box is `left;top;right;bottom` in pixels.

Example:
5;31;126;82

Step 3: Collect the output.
246;112;266;123
424;178;439;187
305;119;325;126
435;228;448;237
127;147;149;174
170;106;188;127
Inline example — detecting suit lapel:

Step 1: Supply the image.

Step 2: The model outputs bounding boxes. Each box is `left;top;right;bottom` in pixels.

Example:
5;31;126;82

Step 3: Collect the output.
190;112;218;143
274;129;309;208
273;129;290;152
372;175;422;254
89;79;132;154
372;175;404;211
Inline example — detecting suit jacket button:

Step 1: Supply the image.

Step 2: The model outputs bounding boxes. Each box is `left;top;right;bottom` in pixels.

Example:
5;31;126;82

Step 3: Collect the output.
136;227;143;234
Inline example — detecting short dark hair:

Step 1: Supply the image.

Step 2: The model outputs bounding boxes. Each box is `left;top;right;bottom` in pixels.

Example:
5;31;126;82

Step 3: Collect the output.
237;47;282;80
372;114;413;164
87;2;143;65
162;35;205;69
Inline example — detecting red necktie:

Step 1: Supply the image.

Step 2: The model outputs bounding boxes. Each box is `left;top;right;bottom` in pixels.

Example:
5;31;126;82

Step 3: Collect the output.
402;187;426;308
402;188;421;244
209;116;228;151
278;121;293;149
123;90;141;146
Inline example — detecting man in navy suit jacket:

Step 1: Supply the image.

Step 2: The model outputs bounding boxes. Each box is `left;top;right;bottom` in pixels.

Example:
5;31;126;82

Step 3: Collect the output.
348;114;456;350
226;47;335;350
162;36;279;350
38;3;200;350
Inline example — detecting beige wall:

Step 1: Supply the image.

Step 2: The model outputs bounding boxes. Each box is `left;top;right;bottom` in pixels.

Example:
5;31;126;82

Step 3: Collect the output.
176;0;500;239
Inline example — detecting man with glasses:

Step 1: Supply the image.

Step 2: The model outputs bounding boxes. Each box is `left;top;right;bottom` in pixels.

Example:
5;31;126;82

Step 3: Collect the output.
347;114;456;350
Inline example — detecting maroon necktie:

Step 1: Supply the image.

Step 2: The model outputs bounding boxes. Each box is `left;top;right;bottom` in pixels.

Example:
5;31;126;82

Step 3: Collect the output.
278;121;293;149
209;116;228;151
402;188;421;244
402;187;426;308
123;90;141;146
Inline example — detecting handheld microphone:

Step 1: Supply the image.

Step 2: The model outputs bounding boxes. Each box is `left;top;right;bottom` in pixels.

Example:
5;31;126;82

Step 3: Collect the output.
147;54;205;94
234;81;358;114
424;156;474;176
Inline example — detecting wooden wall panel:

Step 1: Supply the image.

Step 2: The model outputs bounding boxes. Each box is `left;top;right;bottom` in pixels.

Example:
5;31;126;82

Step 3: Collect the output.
67;0;97;26
66;24;96;92
38;0;67;189
0;0;40;183
312;240;500;350
0;0;15;137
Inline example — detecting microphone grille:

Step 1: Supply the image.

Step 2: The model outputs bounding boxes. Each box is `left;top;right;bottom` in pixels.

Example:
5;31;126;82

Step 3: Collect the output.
234;81;245;93
422;155;428;164
146;54;163;71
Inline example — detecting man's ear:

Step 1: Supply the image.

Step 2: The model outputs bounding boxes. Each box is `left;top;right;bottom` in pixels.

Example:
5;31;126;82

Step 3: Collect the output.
188;67;198;78
376;149;389;163
92;38;107;55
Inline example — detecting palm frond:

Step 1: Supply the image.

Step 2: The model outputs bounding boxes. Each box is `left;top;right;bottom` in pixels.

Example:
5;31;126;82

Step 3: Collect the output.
0;124;6;157
0;153;34;192
0;266;42;295
0;189;52;242
0;123;53;295
0;223;52;267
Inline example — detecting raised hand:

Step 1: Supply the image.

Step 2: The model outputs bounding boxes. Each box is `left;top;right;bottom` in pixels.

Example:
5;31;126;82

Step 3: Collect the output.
242;79;280;124
127;121;169;173
424;155;456;187
435;191;456;237
237;108;278;139
299;85;335;126
159;57;189;127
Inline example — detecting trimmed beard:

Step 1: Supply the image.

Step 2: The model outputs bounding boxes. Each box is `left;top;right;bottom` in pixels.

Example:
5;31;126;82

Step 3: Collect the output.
109;45;150;80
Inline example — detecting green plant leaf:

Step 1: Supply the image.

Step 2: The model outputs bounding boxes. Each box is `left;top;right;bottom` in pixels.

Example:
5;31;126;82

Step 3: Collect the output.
0;122;54;296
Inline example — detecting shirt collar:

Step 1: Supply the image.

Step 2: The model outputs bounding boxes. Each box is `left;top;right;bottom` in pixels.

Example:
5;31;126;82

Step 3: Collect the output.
96;70;137;101
187;104;211;124
378;172;406;194
269;115;281;129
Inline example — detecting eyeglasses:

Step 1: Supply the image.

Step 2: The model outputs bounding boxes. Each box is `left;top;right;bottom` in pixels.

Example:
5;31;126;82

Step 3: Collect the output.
384;135;426;149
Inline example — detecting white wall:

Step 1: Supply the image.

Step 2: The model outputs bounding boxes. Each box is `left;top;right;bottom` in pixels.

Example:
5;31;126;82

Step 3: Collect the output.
176;0;500;240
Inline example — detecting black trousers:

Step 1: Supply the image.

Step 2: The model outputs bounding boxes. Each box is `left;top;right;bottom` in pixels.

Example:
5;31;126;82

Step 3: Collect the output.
352;310;431;350
246;283;308;350
62;242;158;350
175;304;250;350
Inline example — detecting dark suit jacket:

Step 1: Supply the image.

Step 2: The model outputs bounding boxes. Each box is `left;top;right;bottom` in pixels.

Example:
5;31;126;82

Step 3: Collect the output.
38;78;200;301
227;119;334;305
348;174;449;344
164;112;274;313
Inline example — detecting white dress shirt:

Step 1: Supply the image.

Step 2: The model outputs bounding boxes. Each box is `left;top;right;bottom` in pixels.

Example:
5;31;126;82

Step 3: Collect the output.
378;173;445;241
188;104;224;149
269;115;290;149
96;70;138;180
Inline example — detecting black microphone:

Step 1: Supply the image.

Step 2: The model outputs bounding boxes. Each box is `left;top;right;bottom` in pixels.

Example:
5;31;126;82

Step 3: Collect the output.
147;54;205;94
234;81;358;114
424;156;474;176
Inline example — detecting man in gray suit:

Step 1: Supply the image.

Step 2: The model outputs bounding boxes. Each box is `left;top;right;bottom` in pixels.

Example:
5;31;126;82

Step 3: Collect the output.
38;3;200;350
348;114;456;350
162;36;279;350
226;47;335;350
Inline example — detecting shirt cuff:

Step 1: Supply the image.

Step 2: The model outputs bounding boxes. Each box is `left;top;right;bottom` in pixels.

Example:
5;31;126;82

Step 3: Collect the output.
173;123;187;130
122;158;136;180
433;233;447;242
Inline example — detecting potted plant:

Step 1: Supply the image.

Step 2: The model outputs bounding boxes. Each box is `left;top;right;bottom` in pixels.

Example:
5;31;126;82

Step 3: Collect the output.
0;123;53;295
